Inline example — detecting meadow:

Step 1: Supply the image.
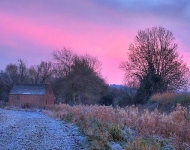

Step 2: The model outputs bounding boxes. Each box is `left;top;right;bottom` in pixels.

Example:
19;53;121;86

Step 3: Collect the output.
52;96;190;150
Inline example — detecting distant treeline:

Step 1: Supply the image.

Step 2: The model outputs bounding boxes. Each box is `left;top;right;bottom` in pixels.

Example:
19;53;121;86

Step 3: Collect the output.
0;48;134;106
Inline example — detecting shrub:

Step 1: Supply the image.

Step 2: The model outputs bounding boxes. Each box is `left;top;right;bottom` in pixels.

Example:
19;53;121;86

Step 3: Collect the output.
109;125;125;142
125;136;172;150
150;92;176;104
149;92;190;111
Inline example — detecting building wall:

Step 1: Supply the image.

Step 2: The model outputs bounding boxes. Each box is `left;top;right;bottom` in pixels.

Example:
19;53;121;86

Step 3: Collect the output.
9;95;46;108
45;85;55;107
9;85;55;108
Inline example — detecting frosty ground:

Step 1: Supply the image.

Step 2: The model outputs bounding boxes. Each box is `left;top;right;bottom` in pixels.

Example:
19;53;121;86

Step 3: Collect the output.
0;108;86;150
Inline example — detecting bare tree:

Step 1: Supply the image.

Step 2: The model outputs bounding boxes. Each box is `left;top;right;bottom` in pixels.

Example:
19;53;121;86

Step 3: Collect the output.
120;26;189;104
52;48;108;104
4;59;28;85
5;63;18;85
52;48;74;77
17;59;28;84
1;59;53;101
28;61;53;84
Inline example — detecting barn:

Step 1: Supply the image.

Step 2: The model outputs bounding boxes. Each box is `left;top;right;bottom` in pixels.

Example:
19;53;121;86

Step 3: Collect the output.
9;84;54;108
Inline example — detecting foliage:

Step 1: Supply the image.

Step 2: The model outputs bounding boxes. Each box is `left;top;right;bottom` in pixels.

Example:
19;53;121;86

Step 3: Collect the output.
120;26;189;104
53;104;190;150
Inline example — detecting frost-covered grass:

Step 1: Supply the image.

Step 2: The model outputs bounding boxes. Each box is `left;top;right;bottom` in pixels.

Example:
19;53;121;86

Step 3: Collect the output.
53;104;190;149
0;108;86;150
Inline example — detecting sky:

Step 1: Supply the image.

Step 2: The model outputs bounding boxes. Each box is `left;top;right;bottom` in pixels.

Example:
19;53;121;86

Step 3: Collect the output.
0;0;190;84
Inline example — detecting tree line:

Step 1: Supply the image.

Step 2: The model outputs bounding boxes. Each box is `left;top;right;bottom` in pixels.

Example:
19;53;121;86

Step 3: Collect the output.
0;26;189;105
0;48;109;105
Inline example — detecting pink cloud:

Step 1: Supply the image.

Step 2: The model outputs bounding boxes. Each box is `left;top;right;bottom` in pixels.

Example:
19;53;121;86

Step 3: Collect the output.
0;10;134;84
1;0;189;85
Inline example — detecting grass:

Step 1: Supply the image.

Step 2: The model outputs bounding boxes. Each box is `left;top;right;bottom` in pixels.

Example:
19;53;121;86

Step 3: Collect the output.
51;103;190;149
150;92;190;107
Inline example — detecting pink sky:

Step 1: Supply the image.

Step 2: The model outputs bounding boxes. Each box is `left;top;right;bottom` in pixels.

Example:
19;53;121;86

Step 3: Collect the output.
0;0;190;84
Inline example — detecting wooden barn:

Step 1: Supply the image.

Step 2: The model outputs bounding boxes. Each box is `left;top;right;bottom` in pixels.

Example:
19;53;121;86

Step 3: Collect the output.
9;84;54;108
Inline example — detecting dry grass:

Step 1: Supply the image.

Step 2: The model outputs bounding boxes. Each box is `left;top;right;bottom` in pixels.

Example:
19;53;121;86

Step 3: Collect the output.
52;104;190;149
150;92;190;106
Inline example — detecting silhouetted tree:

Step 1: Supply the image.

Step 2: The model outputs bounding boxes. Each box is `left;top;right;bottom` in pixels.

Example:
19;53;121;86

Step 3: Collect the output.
17;59;28;84
120;26;189;104
0;70;12;101
0;59;54;101
4;59;28;85
52;48;74;77
28;61;53;84
5;63;18;85
52;48;108;104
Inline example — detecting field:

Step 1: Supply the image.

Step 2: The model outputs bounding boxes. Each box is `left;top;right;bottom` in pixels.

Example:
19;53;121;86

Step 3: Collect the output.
52;104;190;150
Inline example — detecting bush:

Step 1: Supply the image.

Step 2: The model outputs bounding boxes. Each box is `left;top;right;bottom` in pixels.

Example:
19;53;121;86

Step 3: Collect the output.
149;92;190;110
109;125;125;142
125;136;172;150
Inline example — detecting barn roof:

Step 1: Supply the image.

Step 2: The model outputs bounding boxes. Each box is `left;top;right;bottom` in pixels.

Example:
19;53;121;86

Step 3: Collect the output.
9;84;50;95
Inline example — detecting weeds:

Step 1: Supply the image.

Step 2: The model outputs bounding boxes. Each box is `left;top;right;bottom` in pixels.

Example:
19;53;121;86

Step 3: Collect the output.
53;104;190;149
109;125;125;142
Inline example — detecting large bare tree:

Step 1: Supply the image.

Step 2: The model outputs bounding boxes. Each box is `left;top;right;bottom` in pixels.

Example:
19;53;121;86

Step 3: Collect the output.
120;26;189;103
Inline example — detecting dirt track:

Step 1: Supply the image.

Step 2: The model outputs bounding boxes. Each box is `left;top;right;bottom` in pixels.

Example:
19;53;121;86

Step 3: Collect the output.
0;108;86;150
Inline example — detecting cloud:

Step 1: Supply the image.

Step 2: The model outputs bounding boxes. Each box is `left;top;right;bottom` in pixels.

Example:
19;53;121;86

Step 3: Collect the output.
0;0;190;84
0;8;132;84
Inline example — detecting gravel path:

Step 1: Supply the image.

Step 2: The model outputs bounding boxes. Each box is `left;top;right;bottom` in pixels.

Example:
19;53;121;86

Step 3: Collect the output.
0;108;86;150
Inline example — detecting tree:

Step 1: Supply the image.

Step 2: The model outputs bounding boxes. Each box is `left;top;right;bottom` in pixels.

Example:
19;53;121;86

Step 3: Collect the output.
120;26;189;104
5;59;29;85
52;48;74;77
5;63;19;85
17;59;28;84
0;70;13;101
28;61;53;84
52;48;108;104
68;54;107;104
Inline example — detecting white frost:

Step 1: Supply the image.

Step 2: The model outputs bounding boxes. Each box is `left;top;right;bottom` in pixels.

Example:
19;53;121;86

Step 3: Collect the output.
0;108;86;150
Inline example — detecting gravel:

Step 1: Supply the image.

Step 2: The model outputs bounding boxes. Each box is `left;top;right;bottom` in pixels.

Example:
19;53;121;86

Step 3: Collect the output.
0;108;87;150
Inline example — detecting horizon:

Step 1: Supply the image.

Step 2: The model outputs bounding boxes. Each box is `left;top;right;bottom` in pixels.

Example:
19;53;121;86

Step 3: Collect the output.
0;0;190;84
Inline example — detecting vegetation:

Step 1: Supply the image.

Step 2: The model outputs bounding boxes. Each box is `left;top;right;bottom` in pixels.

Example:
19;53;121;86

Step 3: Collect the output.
52;104;190;149
1;26;190;106
120;26;189;104
52;48;108;104
149;92;190;111
0;48;108;105
1;26;190;149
